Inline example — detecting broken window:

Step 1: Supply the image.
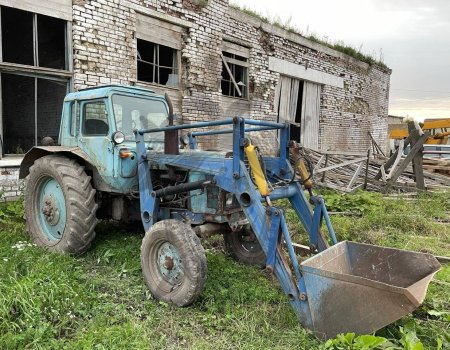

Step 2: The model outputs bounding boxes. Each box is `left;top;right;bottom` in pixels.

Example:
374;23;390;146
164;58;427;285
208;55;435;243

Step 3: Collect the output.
137;39;179;87
1;73;67;154
0;6;66;69
221;49;249;99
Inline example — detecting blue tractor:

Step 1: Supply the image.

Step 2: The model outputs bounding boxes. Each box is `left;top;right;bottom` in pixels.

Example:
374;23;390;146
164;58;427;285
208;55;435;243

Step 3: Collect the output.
20;85;440;339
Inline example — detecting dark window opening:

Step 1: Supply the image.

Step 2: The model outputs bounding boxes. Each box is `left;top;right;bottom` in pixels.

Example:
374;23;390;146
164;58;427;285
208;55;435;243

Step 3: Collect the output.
295;82;304;124
290;81;304;142
37;14;66;69
221;52;248;99
37;79;66;144
1;7;34;65
2;74;35;153
0;6;66;69
1;74;66;154
137;39;178;87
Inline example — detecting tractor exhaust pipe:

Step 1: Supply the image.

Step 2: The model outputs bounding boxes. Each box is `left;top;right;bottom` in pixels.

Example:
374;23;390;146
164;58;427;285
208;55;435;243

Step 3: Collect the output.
164;93;179;155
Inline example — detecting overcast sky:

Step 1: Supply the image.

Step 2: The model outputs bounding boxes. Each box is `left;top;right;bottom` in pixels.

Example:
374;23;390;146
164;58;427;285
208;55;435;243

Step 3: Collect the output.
231;0;450;119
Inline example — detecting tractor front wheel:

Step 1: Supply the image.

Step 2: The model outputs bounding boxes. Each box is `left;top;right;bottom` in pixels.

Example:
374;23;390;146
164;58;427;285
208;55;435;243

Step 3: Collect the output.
140;220;207;306
224;225;266;267
25;155;98;254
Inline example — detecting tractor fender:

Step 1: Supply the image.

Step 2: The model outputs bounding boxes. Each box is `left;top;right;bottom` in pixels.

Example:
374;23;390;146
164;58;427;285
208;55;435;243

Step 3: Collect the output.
19;146;114;192
19;146;92;179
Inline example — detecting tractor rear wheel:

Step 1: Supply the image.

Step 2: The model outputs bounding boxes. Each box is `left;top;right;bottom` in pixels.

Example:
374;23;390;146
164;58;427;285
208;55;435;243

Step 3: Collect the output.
25;155;98;254
141;219;207;306
224;225;266;267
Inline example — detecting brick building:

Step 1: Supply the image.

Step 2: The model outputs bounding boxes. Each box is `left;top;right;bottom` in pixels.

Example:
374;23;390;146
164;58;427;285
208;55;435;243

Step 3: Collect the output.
0;0;391;198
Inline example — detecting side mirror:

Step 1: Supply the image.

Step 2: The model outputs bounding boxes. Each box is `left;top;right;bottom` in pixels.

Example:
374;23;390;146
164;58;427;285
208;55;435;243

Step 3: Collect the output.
112;131;125;145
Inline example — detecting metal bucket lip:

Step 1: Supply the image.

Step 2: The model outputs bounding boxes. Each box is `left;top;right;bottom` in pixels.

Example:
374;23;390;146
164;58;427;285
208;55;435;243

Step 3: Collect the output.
301;241;441;306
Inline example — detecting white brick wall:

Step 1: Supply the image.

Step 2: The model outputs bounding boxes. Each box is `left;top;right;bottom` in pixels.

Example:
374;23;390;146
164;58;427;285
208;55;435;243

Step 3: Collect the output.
0;0;391;199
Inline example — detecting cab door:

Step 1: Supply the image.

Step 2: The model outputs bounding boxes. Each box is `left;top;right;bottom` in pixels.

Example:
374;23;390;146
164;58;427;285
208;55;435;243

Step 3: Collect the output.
77;99;116;187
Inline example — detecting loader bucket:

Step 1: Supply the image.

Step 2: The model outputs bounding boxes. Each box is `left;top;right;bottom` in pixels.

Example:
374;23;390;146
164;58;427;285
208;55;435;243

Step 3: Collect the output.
301;241;440;339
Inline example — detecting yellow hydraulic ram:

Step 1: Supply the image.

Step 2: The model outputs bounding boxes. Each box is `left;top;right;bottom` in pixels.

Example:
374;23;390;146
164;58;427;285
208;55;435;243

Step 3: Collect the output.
296;158;314;190
244;138;270;196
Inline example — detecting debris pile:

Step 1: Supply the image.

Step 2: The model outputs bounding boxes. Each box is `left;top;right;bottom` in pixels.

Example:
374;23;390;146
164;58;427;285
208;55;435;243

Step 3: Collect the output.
422;157;450;176
291;145;450;193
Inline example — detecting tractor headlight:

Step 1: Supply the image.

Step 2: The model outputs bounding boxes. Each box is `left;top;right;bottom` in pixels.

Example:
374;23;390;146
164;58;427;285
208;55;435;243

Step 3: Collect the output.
112;131;125;145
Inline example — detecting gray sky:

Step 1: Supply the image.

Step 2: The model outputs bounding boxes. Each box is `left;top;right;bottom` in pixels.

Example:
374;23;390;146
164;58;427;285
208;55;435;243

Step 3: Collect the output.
231;0;450;119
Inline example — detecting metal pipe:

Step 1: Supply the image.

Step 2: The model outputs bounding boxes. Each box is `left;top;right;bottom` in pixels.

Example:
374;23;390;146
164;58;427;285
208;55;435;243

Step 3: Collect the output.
244;119;287;128
262;184;297;201
423;150;450;155
152;180;210;198
191;126;282;137
164;93;179;155
137;119;234;134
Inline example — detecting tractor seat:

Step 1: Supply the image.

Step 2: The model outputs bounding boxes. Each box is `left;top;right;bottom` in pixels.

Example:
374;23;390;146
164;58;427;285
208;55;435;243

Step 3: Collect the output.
84;119;109;135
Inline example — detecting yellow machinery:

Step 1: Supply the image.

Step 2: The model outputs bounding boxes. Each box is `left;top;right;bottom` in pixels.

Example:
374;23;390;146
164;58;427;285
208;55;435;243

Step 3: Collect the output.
389;118;450;145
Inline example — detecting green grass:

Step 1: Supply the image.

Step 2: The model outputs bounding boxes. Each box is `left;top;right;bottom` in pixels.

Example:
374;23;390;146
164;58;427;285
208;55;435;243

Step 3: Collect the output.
0;192;449;349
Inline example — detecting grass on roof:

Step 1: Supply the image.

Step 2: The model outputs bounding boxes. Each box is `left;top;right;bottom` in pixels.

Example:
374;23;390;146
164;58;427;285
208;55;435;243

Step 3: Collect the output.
230;3;389;70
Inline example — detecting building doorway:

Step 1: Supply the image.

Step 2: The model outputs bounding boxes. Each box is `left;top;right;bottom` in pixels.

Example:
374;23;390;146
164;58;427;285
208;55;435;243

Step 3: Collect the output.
275;76;321;149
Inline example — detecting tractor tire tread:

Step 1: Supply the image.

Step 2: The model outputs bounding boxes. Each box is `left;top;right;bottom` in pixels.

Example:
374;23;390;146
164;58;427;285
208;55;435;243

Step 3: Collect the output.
25;154;98;255
140;219;207;306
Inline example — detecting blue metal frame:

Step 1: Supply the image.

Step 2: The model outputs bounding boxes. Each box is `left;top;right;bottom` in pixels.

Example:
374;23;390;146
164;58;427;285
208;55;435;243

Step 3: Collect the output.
134;116;338;329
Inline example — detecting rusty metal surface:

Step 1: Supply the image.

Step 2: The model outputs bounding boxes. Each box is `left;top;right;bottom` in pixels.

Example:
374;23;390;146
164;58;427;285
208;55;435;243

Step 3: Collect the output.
301;241;441;339
164;93;179;155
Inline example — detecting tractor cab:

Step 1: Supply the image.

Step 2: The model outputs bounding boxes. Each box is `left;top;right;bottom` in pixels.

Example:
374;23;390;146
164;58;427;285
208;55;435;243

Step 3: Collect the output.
56;85;171;193
60;85;169;149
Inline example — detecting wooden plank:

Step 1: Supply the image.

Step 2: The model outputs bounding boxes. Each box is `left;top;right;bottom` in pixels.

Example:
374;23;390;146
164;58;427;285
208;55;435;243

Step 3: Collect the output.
315;157;367;174
386;139;404;179
386;132;429;186
221;54;242;97
407;123;425;190
300;82;320;149
129;1;197;29
222;40;250;58
136;14;183;50
318;150;368;156
277;76;292;122
269;57;344;88
375;131;415;180
436;256;450;264
0;0;71;20
222;56;249;68
347;162;364;189
313;155;325;173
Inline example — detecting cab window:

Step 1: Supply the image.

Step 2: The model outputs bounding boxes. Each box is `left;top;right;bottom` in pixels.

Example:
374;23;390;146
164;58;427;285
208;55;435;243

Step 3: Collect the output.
82;101;109;136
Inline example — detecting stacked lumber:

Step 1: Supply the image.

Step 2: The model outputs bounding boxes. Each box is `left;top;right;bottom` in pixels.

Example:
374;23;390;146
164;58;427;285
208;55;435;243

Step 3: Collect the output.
292;146;450;193
422;158;450;176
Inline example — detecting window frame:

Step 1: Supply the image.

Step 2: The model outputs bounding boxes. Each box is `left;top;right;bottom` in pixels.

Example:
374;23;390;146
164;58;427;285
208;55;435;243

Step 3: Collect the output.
0;6;68;70
81;99;111;137
0;6;72;157
136;39;180;88
221;51;249;99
